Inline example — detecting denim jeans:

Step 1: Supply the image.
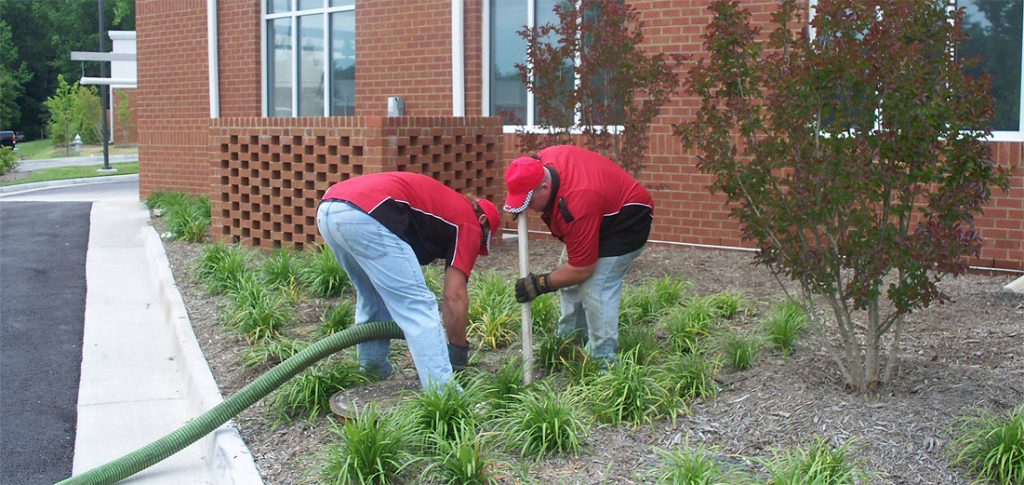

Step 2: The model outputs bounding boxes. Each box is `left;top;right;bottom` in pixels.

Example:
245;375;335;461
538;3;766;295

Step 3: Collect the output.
316;200;454;390
556;247;643;362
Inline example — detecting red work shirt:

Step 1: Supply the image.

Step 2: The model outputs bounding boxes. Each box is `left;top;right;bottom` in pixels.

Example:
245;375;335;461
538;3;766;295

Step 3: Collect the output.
536;145;653;267
321;172;482;277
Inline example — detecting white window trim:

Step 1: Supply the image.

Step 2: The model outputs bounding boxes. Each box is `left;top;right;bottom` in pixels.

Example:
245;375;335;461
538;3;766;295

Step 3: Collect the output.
481;0;624;133
808;0;1023;142
261;1;355;117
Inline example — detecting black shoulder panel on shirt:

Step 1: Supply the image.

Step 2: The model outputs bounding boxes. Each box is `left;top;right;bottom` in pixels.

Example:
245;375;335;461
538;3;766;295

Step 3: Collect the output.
558;197;575;224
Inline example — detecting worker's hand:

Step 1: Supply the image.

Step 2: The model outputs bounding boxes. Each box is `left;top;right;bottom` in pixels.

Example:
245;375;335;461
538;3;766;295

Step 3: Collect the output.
515;272;553;303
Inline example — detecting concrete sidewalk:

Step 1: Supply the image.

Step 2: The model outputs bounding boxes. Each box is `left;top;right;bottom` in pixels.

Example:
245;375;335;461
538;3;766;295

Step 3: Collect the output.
0;179;262;484
17;153;138;172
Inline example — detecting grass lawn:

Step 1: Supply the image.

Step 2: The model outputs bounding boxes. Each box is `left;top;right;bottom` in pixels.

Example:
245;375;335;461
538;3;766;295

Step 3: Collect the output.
1;162;138;187
15;139;138;160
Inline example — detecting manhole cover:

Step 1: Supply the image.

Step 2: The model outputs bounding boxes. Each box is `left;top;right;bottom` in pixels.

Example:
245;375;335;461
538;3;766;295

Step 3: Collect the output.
329;379;420;420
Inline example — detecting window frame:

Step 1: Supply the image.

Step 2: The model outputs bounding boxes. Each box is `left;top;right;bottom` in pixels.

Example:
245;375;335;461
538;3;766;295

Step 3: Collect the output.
260;0;355;117
807;0;1023;142
481;0;624;134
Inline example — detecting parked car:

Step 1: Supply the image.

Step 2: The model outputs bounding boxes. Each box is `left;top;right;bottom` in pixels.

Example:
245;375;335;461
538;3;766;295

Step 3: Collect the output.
0;131;16;148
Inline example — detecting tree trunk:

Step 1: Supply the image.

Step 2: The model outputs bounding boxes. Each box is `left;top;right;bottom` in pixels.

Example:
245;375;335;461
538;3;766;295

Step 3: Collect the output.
865;297;881;388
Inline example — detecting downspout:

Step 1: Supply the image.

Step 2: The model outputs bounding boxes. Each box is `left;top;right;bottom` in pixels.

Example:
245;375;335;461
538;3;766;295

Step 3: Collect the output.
451;0;465;116
207;0;220;119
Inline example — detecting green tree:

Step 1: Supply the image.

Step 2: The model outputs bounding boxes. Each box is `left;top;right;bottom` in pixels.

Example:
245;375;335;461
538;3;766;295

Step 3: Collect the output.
516;0;682;175
45;75;79;151
677;0;1010;391
74;85;103;144
0;20;32;129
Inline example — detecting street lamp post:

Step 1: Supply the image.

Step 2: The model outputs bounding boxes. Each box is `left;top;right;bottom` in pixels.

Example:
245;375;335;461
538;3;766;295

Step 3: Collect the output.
98;0;111;171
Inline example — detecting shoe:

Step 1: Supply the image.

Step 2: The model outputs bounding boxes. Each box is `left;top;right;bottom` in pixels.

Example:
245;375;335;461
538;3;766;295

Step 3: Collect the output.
448;343;469;372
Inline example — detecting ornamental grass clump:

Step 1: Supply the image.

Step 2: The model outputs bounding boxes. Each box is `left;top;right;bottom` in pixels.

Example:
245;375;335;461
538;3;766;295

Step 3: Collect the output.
530;292;560;337
400;381;485;444
422;424;501;485
192;243;252;295
948;405;1024;485
164;195;210;242
474;358;527;417
763;300;807;356
762;438;868;485
317;300;355;338
319;404;423;485
242;337;307;368
223;275;292;342
662;302;716;354
537;332;577;372
467;270;519;349
659;353;718;403
617;324;659;365
704;292;746;320
145;190;189;211
499;383;590;459
620;276;690;327
301;243;350;298
651;443;747;485
586;348;671;427
260;247;303;289
268;358;368;424
717;330;759;371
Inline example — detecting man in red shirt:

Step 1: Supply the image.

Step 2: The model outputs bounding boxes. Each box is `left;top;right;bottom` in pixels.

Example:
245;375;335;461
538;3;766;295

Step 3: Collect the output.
317;172;500;389
503;145;653;365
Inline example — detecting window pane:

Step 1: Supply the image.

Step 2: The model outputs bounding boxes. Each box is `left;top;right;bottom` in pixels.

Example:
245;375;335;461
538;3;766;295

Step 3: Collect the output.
535;0;575;126
267;0;290;14
268;18;292;117
330;0;354;7
958;0;1023;131
298;14;324;117
490;1;527;125
297;0;323;10
331;11;355;115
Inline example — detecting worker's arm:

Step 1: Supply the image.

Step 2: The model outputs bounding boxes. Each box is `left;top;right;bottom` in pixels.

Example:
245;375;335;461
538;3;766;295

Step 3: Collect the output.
546;261;596;288
440;265;469;347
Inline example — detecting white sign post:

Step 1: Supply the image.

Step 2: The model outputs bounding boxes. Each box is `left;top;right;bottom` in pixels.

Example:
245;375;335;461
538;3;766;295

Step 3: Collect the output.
517;213;534;384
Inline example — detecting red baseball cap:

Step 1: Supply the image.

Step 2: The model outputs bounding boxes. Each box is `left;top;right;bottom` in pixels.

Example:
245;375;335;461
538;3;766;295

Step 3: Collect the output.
503;156;545;213
476;197;500;255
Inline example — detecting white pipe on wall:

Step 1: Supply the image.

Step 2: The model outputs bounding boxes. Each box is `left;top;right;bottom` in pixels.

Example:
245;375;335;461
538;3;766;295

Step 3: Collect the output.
207;0;220;119
451;0;465;116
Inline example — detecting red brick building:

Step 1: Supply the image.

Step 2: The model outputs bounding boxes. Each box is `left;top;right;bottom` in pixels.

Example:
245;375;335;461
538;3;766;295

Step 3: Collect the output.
136;0;1022;271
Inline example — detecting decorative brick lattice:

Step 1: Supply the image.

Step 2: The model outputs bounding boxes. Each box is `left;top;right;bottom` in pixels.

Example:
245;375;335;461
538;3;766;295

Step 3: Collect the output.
211;117;503;250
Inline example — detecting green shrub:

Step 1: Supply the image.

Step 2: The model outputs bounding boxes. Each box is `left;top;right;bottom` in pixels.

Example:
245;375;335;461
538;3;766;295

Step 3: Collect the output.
659;353;718;402
467;270;519;349
145;190;189;211
587;348;670;427
260;248;303;288
423;424;500;485
317;301;355;338
474;358;527;417
537;332;577;372
652;443;746;485
400;381;485;443
423;263;445;297
0;146;19;175
499;384;589;458
763;301;807;356
223;275;292;342
530;292;560;337
319;404;423;485
718;330;759;371
268;359;367;424
762;438;868;485
704;292;746;320
242;337;307;368
620;276;690;327
618;324;659;365
165;195;210;242
949;405;1024;485
192;243;252;295
301;243;350;297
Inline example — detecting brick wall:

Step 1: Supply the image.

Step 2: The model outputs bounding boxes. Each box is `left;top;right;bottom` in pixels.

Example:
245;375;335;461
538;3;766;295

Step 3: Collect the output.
217;0;261;118
358;0;454;116
210;116;502;249
137;0;213;197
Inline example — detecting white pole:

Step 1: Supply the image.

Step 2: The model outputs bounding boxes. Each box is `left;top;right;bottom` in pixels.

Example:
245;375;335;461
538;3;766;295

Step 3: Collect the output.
517;213;534;384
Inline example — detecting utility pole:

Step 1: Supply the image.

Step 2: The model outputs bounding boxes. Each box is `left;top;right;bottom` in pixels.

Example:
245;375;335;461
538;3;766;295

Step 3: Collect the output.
98;0;111;171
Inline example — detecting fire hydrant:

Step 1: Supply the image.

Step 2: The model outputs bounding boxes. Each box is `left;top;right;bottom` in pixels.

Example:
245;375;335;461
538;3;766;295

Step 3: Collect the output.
73;134;82;154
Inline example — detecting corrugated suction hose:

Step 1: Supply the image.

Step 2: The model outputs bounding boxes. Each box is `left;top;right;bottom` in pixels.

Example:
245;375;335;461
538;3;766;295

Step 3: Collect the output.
56;320;404;485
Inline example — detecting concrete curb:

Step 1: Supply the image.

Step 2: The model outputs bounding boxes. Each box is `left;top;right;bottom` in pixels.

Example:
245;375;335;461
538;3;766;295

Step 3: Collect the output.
1005;275;1024;294
140;226;265;484
0;174;139;195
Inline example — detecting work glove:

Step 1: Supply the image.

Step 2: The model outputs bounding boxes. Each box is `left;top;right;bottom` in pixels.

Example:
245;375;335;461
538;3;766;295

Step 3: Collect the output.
515;272;553;303
448;343;469;372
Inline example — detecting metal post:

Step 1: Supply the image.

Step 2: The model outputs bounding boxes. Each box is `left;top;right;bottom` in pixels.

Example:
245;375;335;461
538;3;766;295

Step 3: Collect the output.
517;214;534;384
98;0;111;170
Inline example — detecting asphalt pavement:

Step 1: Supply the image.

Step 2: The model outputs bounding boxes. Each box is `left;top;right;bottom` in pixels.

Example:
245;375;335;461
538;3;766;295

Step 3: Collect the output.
0;201;92;484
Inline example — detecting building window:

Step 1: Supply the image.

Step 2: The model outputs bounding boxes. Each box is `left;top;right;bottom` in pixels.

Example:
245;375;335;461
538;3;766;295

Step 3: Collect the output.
956;0;1023;138
486;0;612;130
263;0;355;117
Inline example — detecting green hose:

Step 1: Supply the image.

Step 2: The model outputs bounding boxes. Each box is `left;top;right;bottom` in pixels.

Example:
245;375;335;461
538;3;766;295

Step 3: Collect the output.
56;320;404;485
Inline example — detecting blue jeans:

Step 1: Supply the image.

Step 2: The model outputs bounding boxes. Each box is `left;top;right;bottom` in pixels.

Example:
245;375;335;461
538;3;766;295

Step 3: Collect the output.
556;247;643;362
316;200;453;390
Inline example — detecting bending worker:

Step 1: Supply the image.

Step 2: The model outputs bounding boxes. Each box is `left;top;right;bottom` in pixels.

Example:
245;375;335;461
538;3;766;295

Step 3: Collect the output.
317;172;499;390
503;145;653;366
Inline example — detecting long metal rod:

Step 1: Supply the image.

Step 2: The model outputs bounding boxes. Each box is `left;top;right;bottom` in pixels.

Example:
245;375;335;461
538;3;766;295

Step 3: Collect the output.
98;0;110;170
517;214;534;384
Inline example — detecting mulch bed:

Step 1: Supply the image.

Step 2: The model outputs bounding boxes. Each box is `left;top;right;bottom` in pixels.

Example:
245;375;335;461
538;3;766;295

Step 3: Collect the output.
155;215;1023;484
